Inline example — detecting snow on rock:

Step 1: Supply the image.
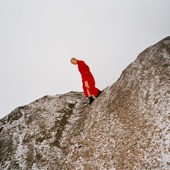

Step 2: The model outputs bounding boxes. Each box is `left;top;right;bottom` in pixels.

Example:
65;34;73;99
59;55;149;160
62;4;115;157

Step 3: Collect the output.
0;37;170;170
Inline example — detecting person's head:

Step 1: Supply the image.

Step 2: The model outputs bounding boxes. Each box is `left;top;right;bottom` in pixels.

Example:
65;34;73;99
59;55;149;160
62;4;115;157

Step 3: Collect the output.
70;58;78;65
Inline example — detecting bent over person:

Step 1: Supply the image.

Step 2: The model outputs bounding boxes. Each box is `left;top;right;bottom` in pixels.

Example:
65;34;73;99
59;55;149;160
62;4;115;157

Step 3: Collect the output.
70;58;102;105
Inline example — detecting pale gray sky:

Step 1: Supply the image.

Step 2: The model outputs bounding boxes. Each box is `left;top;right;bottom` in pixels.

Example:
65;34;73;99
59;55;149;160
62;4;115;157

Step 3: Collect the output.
0;0;170;119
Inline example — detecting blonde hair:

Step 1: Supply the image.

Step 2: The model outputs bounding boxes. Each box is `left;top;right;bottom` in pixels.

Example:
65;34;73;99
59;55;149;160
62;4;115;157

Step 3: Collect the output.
70;58;77;62
70;58;78;64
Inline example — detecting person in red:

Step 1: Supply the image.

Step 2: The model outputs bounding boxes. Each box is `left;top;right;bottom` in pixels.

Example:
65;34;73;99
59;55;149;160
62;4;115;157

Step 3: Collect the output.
70;58;102;104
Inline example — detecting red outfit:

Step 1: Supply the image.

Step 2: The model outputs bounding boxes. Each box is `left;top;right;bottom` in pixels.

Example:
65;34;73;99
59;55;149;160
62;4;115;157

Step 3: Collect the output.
77;60;99;97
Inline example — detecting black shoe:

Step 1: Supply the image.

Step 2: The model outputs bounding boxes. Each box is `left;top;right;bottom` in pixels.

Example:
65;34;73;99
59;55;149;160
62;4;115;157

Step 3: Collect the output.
88;96;94;105
96;90;102;98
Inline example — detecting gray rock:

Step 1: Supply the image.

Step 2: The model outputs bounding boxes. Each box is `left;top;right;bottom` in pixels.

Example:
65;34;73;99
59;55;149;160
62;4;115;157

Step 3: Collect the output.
0;37;170;170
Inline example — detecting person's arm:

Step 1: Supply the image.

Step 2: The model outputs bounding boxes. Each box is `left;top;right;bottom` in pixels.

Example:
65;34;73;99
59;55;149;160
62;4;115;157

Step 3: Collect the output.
81;61;90;81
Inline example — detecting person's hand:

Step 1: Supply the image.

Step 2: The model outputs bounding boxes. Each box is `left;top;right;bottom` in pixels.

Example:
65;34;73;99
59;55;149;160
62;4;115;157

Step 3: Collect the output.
84;81;90;89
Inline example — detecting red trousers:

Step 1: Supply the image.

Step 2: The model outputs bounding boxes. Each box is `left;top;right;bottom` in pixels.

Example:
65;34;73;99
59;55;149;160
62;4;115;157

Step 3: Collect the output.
82;76;99;97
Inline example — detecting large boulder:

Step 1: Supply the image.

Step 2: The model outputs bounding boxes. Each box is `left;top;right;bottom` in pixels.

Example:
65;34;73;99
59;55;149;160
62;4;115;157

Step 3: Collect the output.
0;37;170;170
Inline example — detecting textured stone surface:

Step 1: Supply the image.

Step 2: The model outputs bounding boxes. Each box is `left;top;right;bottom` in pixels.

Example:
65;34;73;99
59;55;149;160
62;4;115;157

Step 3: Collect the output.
0;37;170;170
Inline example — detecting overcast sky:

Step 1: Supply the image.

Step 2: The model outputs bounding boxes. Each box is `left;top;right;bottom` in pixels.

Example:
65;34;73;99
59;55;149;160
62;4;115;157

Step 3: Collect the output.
0;0;170;119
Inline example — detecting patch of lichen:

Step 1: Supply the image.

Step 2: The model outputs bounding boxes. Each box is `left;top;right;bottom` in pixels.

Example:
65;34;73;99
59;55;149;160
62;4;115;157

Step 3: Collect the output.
52;108;73;148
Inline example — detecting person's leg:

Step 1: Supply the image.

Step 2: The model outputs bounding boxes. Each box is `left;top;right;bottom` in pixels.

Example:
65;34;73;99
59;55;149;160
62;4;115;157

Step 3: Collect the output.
86;88;91;97
82;83;89;97
84;81;92;97
83;81;94;104
88;77;100;97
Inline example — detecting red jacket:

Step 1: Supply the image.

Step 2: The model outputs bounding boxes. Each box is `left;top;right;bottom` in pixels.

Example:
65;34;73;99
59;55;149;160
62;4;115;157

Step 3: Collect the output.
77;60;93;82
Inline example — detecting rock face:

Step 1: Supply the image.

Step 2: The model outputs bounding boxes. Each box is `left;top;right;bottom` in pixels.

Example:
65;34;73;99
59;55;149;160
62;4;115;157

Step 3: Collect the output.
0;37;170;170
